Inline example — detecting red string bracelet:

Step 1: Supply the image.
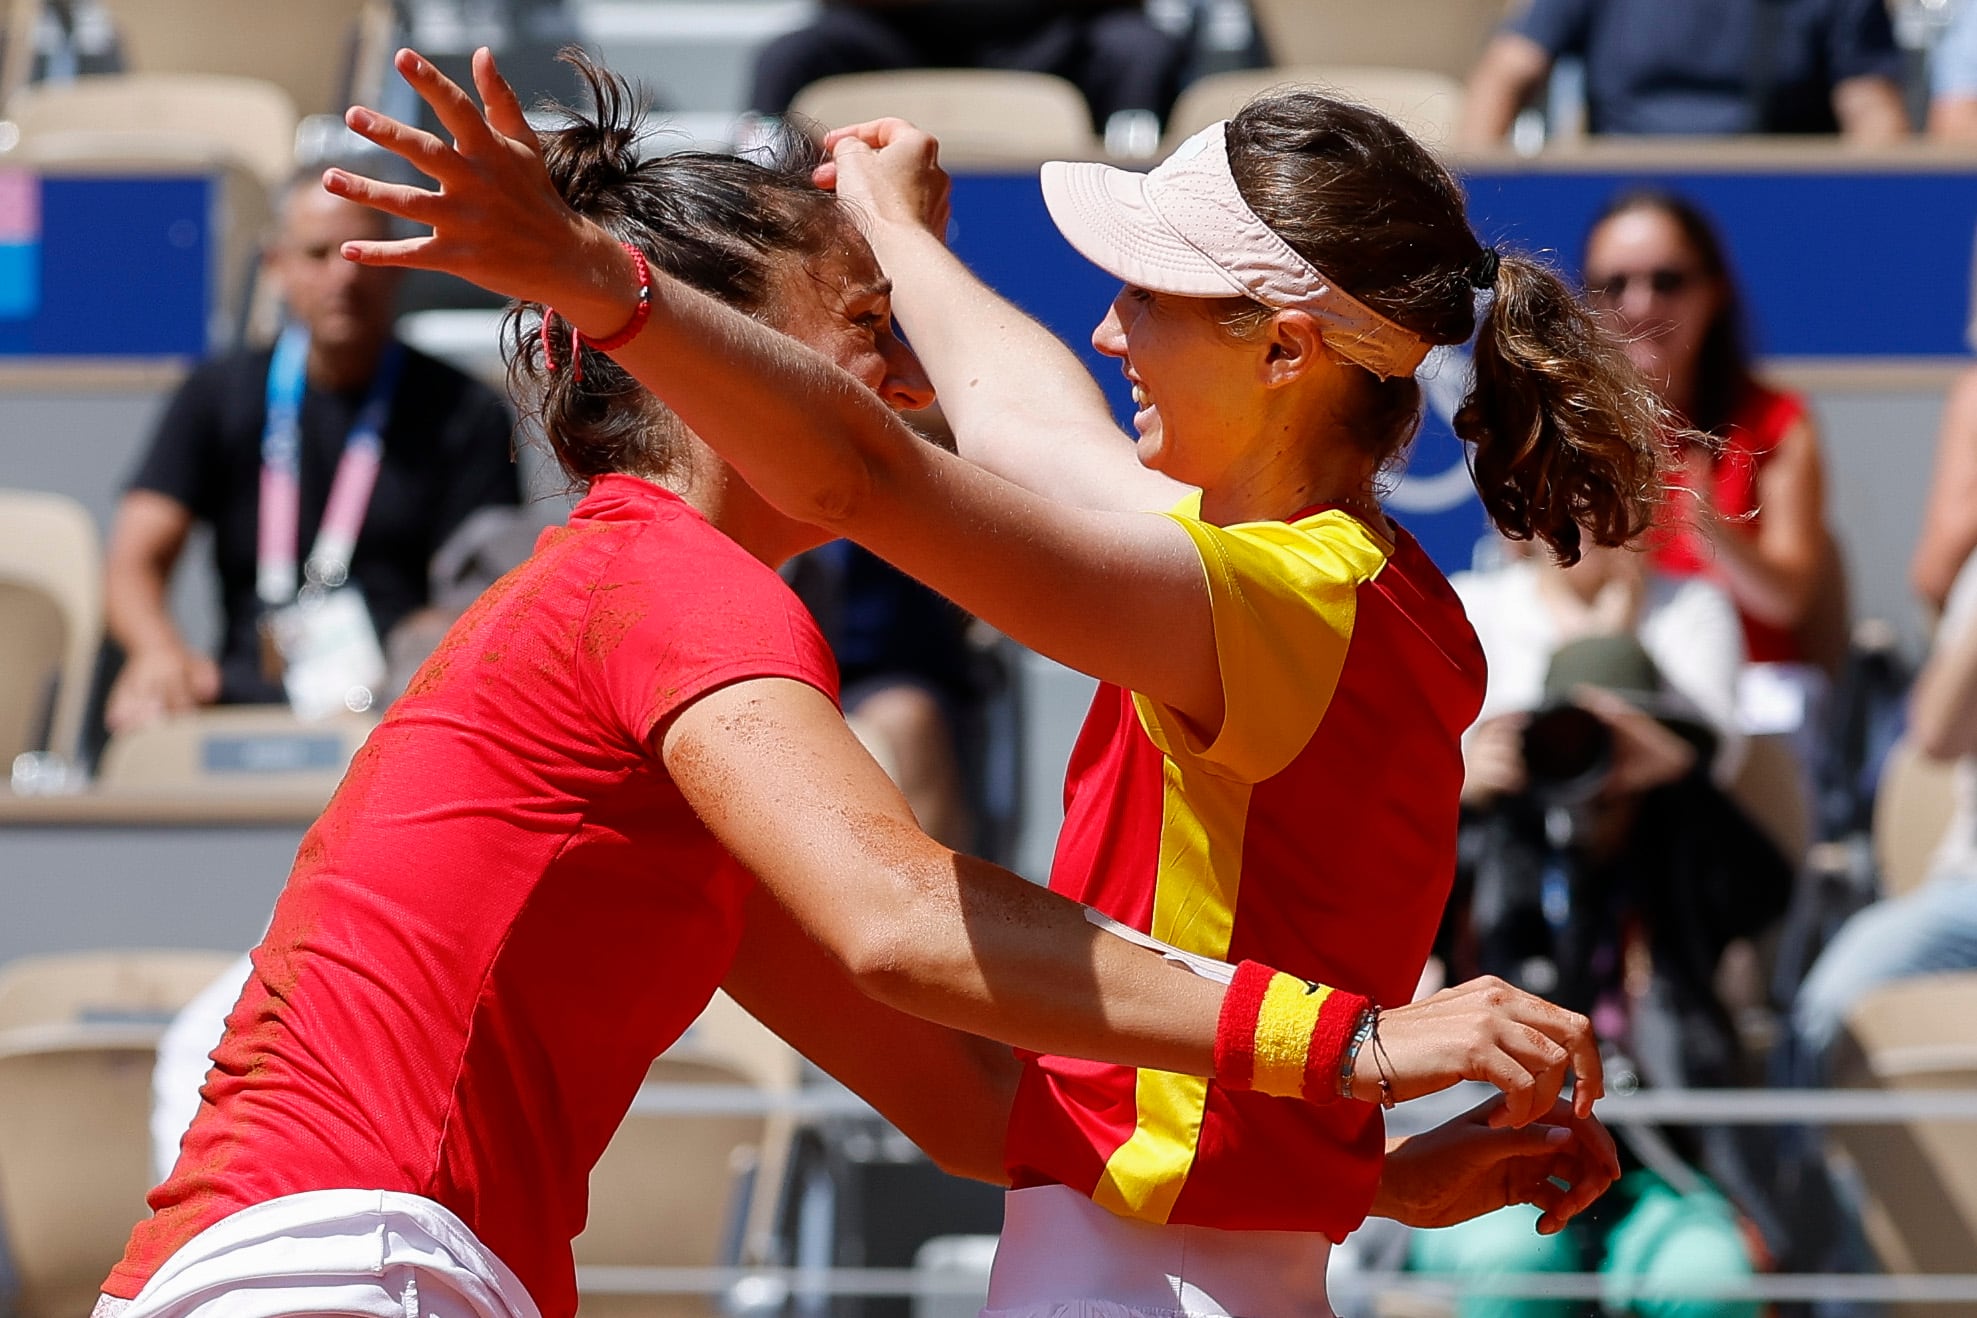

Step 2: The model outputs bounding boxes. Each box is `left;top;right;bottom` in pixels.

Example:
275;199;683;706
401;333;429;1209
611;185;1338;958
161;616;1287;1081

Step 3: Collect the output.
540;242;653;383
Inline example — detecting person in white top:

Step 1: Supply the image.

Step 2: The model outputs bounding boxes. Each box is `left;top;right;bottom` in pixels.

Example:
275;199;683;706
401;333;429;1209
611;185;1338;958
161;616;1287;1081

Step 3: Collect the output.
1453;539;1747;801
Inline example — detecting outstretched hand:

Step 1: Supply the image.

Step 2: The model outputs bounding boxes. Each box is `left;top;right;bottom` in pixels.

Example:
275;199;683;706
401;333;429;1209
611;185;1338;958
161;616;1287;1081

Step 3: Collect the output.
1353;976;1604;1127
327;48;634;333
815;118;954;239
1373;1095;1622;1233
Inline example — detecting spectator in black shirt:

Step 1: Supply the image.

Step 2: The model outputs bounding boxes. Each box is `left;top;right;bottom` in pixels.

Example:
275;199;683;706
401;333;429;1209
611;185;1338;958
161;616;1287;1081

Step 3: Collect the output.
103;179;519;731
1461;0;1908;146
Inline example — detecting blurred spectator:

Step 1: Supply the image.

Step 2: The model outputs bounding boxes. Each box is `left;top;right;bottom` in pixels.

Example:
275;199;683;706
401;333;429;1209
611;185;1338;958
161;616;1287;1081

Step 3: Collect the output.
748;0;1188;133
786;539;985;852
1417;555;1792;1318
1911;366;1977;613
1789;545;1977;1067
1462;0;1909;146
1583;188;1843;736
102;177;519;732
1929;0;1977;138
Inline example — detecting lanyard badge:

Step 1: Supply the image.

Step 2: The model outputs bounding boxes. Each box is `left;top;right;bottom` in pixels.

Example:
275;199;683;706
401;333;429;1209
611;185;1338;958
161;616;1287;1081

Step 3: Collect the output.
255;326;404;717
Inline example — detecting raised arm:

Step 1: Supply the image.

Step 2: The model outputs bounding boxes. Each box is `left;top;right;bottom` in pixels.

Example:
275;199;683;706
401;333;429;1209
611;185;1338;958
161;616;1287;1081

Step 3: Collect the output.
815;119;1185;514
668;674;1605;1127
329;48;1229;730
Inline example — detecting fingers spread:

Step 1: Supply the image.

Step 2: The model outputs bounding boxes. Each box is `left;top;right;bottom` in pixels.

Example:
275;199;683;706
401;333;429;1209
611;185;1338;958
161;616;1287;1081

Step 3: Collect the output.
344;107;455;182
396;48;496;157
340;235;443;270
323;170;442;227
472;47;538;147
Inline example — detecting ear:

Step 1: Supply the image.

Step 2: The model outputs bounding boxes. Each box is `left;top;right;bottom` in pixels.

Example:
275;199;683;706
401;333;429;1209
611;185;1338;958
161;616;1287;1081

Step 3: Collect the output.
1259;309;1328;388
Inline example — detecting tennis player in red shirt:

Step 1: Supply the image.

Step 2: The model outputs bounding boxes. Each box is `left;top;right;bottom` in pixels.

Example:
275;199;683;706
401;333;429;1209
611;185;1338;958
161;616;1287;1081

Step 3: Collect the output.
101;54;1625;1318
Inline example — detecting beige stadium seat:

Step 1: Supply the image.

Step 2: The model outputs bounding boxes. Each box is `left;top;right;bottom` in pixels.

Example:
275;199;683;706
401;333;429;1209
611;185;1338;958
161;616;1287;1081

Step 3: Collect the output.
1831;973;1977;1280
1874;737;1961;899
94;0;391;118
791;69;1101;164
0;1021;170;1318
1730;733;1812;867
1164;66;1465;154
97;705;375;797
0;949;240;1033
0;490;102;767
1247;0;1507;82
4;72;299;188
575;1053;769;1318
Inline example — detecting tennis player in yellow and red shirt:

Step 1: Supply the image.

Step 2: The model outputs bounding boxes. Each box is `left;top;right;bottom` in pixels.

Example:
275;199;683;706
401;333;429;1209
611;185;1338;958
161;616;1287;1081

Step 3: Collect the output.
307;50;1667;1318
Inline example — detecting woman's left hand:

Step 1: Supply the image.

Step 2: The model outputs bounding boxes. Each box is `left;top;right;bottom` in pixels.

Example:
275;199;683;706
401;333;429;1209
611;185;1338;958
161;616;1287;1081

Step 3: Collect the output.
326;47;630;328
1371;1095;1622;1233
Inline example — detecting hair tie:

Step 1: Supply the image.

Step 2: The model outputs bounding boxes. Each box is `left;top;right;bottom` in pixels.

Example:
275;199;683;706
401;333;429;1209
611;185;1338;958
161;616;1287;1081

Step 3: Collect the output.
540;242;654;383
1469;247;1501;291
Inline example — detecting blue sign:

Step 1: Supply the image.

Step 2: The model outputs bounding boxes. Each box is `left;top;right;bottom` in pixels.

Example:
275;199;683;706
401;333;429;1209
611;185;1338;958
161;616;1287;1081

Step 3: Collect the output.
0;173;212;357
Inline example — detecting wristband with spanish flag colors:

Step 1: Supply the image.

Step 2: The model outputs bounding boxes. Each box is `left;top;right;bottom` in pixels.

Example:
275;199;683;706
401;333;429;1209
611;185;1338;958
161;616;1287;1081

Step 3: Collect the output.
1213;959;1372;1102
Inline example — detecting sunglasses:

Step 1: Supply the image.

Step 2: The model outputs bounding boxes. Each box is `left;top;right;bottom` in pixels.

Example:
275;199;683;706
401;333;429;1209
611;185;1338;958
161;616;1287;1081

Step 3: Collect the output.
1588;267;1699;303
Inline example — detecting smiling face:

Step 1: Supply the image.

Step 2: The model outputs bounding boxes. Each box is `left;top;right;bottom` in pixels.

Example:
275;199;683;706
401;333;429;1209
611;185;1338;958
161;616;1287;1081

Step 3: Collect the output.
1090;284;1274;487
1582;206;1723;400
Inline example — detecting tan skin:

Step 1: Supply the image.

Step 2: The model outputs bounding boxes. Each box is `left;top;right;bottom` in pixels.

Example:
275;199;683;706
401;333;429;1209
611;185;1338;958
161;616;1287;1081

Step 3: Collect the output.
102;188;405;734
1584;205;1831;637
1461;29;1910;148
330;48;1622;1226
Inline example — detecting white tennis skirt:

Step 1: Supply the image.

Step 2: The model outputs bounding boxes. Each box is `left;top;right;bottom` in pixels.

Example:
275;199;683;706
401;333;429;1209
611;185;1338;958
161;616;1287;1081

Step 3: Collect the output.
95;1189;540;1318
982;1184;1335;1318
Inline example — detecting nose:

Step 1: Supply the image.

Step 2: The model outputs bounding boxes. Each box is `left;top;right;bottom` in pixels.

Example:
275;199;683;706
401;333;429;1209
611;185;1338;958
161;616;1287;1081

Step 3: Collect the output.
878;332;936;412
1091;294;1129;359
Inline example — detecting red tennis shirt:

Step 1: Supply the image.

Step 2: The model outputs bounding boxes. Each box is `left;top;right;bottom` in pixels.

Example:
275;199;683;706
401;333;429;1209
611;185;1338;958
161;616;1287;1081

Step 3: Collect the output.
1003;500;1485;1240
106;475;838;1317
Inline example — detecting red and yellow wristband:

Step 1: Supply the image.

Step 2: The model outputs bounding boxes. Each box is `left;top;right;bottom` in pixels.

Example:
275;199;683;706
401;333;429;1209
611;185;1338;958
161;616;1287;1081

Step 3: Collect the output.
1213;959;1374;1103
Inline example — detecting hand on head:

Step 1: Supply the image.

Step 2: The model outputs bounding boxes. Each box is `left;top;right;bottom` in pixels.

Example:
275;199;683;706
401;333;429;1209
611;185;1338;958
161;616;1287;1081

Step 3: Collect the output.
814;119;953;239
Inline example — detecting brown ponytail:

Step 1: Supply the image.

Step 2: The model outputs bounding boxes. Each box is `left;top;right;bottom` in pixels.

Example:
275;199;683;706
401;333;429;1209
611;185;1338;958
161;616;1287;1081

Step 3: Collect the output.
505;51;843;488
1224;89;1669;565
1456;253;1669;565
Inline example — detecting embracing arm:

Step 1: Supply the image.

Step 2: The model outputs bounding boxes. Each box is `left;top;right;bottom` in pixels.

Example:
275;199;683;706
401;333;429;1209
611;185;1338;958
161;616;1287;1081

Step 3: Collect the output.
723;879;1019;1184
815;121;1183;514
330;49;1225;730
668;675;1604;1126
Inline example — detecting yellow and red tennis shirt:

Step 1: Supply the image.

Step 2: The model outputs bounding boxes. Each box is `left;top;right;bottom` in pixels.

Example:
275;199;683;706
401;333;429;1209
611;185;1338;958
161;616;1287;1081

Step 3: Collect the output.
1003;496;1486;1240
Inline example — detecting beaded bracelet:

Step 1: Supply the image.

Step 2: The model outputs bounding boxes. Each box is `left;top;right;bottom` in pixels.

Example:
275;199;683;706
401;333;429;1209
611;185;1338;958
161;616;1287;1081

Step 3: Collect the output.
541;241;654;383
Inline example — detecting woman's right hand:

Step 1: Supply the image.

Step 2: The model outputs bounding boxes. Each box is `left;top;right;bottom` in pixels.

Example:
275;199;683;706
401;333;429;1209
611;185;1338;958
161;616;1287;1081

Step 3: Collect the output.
815;119;954;238
1351;976;1603;1127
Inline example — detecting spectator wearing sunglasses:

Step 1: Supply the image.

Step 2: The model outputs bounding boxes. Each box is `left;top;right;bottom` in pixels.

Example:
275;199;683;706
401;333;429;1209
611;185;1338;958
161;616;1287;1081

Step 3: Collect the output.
1581;189;1842;729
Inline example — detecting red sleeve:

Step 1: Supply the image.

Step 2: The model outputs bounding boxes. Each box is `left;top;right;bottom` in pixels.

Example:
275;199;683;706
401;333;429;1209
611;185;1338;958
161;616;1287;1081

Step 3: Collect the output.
583;532;840;744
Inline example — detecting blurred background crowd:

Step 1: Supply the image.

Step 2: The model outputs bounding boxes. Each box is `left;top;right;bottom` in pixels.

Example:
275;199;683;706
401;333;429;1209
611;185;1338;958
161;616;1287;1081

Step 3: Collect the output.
10;1;1977;1316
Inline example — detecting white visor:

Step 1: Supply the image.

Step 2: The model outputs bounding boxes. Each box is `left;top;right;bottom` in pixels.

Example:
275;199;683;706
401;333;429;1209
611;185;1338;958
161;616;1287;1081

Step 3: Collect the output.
1040;121;1433;380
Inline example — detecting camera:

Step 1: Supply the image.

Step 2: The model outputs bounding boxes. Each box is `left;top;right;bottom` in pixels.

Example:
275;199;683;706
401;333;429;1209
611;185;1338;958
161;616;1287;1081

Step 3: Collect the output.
1519;702;1613;805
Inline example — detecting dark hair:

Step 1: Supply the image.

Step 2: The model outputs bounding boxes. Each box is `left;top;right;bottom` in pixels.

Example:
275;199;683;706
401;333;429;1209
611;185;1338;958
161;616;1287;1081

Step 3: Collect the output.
1584;187;1751;436
505;53;842;486
1223;90;1669;564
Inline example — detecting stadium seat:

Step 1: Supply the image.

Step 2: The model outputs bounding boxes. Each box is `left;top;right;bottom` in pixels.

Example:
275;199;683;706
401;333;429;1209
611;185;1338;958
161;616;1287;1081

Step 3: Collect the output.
1163;66;1465;153
96;705;375;798
1874;736;1961;898
4;71;298;188
0;948;240;1033
574;1053;769;1318
790;69;1102;163
0;490;101;769
1832;972;1977;1276
1246;0;1506;82
91;0;391;118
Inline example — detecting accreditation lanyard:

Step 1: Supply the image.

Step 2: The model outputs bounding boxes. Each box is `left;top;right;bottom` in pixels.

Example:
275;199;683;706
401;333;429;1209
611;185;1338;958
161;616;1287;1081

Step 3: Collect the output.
256;324;406;608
